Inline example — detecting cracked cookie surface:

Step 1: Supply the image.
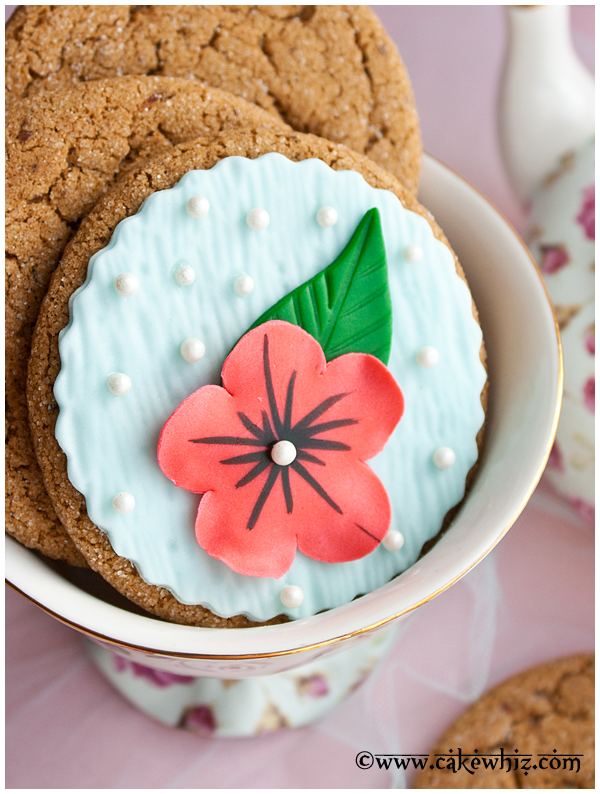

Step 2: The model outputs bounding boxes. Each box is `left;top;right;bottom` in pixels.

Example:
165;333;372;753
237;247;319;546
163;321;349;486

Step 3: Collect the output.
6;4;421;192
6;76;289;565
414;654;594;789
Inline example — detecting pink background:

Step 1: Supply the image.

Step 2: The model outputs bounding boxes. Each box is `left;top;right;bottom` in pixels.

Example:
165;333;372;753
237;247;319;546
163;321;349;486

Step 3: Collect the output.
6;5;594;789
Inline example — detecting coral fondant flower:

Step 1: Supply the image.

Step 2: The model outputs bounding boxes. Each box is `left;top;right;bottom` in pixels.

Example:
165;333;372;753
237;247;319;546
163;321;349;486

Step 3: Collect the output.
576;185;595;240
158;321;404;578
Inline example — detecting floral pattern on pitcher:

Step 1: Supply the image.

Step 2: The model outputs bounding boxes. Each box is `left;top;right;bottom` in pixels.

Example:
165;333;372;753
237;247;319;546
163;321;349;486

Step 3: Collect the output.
526;139;594;524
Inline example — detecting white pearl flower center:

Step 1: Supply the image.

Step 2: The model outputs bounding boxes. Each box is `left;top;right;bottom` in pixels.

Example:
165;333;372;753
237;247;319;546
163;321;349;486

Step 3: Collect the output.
271;440;297;466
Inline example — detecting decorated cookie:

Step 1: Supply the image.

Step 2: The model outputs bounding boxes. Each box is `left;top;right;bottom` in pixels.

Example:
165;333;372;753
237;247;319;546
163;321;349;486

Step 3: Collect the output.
28;133;486;626
6;76;289;565
5;4;421;193
414;654;594;789
527;139;594;523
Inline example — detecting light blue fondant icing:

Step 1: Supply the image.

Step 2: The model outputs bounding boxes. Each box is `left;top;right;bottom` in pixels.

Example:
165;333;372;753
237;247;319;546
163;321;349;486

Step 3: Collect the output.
55;154;486;621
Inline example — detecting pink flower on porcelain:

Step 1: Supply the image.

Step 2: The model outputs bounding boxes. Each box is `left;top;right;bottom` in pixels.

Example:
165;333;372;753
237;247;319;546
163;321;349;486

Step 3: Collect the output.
296;674;330;698
540;244;570;275
568;496;595;526
112;654;195;687
158;321;404;578
583;377;594;413
183;704;217;735
547;441;565;473
584;323;595;355
576;185;595;240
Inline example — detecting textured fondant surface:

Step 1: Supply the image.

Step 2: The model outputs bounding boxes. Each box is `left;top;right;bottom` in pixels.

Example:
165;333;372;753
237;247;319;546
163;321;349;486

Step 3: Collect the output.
54;154;486;620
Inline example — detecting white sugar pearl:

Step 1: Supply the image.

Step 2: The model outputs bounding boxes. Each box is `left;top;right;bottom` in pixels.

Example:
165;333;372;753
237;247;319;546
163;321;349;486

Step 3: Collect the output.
107;373;132;396
174;264;196;286
271;440;297;466
246;207;270;230
416;346;440;368
316;206;338;228
433;446;456;469
114;272;139;297
186;195;210;218
112;492;135;514
280;585;304;609
382;529;405;552
233;274;255;296
402;244;423;264
180;338;206;363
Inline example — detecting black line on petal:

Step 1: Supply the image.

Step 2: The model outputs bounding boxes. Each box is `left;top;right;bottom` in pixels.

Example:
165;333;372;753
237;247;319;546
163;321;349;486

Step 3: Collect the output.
263;334;283;436
293;392;349;431
261;411;276;442
305;418;359;436
283;370;297;431
247;464;281;529
291;460;342;514
237;412;264;439
221;450;268;465
281;466;293;514
300;438;351;451
296;450;326;466
356;524;381;542
236;459;272;489
190;436;265;446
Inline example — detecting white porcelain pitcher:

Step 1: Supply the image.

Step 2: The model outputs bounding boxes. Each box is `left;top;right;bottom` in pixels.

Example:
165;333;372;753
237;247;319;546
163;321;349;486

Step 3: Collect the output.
499;5;594;202
499;5;594;522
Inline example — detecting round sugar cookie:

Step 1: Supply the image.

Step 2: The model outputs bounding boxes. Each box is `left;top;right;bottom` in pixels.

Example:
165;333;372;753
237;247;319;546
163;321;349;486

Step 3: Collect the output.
6;76;289;565
28;130;486;627
414;654;594;789
5;4;422;192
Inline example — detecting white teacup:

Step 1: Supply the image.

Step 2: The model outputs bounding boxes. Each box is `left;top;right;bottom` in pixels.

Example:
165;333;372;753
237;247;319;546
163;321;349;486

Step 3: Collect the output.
6;154;561;681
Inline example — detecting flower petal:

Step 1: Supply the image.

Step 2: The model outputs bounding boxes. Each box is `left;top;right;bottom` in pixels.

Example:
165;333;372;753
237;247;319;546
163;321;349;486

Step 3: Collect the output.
296;352;404;462
221;321;327;434
158;385;268;494
294;455;391;563
194;470;299;578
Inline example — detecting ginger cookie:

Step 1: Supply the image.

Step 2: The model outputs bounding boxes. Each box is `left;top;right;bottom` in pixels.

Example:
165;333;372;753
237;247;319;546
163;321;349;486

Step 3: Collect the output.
27;129;487;626
6;76;289;565
5;4;421;192
414;654;594;789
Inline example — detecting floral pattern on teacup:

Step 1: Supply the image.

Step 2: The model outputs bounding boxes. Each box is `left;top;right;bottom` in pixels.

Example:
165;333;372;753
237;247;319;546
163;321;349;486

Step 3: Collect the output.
180;704;217;735
295;673;330;698
112;653;195;687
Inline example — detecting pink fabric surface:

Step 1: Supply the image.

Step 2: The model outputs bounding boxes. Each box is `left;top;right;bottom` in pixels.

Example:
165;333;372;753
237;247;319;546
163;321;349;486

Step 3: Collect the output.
5;5;595;789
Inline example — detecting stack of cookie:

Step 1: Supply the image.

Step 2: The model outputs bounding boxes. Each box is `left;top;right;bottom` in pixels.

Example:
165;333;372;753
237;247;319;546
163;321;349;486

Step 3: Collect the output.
6;6;487;628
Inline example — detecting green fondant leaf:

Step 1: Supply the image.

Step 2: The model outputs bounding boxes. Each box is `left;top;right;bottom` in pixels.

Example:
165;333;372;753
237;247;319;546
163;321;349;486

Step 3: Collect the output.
250;208;392;364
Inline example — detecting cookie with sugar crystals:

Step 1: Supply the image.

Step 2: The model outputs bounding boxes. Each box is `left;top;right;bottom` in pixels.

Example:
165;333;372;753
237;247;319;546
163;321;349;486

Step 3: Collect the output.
414;654;594;789
5;4;421;192
28;129;486;627
6;76;290;565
